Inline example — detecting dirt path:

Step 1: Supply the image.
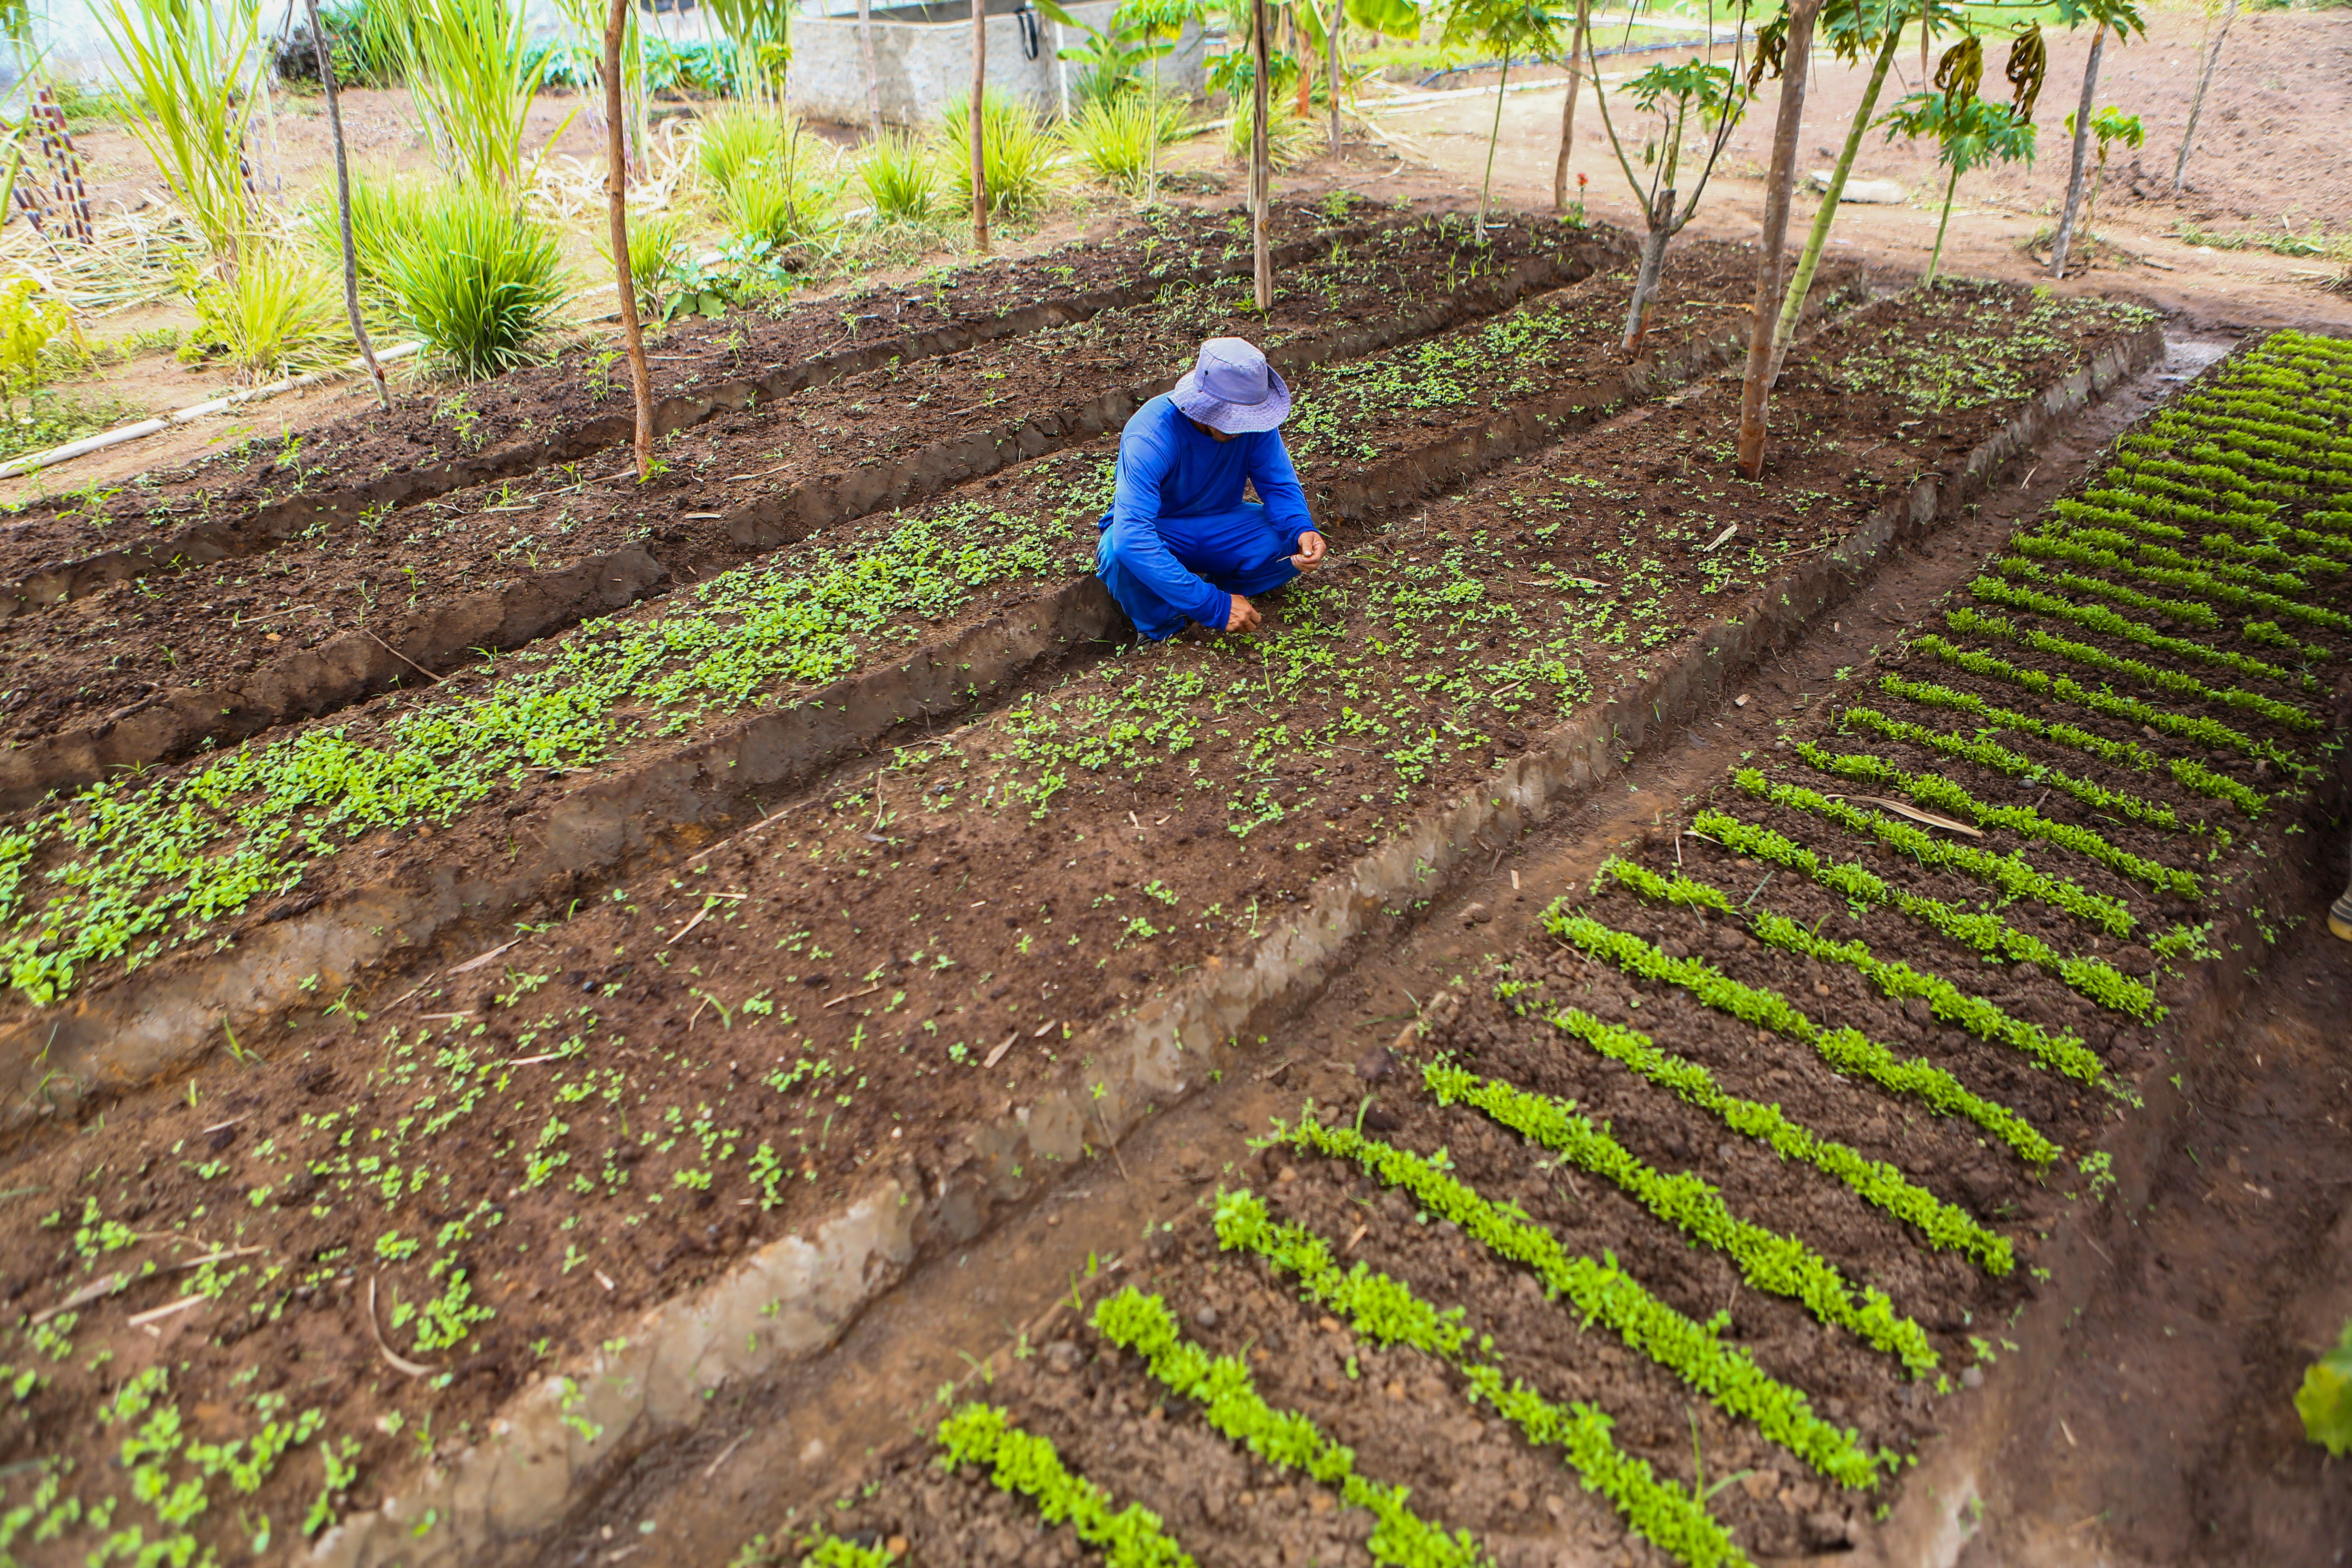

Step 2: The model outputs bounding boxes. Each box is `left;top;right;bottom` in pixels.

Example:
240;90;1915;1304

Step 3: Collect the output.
1265;6;2352;340
531;323;2347;1568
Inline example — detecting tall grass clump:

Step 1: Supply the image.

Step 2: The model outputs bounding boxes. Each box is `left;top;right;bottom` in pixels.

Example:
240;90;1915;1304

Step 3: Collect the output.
301;169;428;306
858;130;938;222
931;89;1058;219
621;210;684;312
380;184;567;376
701;106;839;246
308;0;407;86
396;0;538;190
188;247;348;382
1063;94;1189;192
1227;96;1312;171
96;0;261;275
695;102;797;196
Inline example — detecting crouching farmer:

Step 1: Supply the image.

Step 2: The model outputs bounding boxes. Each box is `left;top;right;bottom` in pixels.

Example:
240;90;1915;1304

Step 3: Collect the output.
1096;337;1327;639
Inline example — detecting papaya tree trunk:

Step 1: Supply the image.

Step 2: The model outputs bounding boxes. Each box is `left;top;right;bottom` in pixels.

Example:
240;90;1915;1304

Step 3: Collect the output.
2048;28;2104;279
1734;0;1818;479
2173;0;2234;192
1621;188;1674;358
1766;6;1904;383
1477;49;1508;234
1927;159;1959;283
605;0;654;480
304;0;388;412
1252;0;1272;308
1552;0;1588;213
971;0;989;251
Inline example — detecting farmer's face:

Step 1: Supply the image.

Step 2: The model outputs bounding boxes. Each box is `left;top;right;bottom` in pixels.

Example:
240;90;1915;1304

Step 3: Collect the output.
1188;418;1236;444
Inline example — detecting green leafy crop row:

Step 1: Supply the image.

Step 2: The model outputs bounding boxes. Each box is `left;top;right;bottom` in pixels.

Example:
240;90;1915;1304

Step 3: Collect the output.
1795;737;2200;895
1938;606;2323;738
1211;1191;1754;1568
1497;985;2013;1271
1906;635;2301;770
1824;708;2189;838
1594;858;2112;1091
2055;493;2348;579
1092;1287;1489;1568
1875;674;2268;817
2007;531;2350;634
1733;771;2137;938
1418;1059;1938;1369
1688;808;2160;1021
1965;575;2313;692
1;490;1097;1006
1992;552;2222;630
1543;911;2058;1165
1274;1116;1892;1486
936;1404;1195;1568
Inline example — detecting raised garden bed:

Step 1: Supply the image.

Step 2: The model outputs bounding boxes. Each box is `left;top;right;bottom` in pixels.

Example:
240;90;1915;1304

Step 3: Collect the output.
751;327;2352;1568
0;201;1398;615
0;277;2181;1568
0;214;1623;805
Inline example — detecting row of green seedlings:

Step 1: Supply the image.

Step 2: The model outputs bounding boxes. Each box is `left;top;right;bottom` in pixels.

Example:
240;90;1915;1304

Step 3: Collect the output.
0;236;1628;1011
1916;331;2350;819
0;1362;359;1563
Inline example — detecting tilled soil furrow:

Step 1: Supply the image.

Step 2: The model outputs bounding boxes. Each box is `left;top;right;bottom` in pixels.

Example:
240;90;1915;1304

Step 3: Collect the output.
0;204;1394;610
0;215;1625;803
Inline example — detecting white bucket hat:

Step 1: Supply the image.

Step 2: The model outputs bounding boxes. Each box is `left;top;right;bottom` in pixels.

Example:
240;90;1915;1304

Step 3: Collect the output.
1169;337;1292;434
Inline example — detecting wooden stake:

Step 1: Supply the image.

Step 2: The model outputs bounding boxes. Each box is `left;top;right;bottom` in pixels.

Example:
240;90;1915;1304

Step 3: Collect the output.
605;0;656;481
971;0;990;252
305;0;388;411
1251;0;1271;310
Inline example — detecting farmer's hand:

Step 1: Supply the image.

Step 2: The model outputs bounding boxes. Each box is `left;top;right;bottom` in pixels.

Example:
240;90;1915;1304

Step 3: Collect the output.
1225;595;1263;634
1291;530;1327;572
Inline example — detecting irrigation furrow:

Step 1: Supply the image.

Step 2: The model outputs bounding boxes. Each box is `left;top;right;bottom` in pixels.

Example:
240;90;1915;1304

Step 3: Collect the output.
0;216;1628;806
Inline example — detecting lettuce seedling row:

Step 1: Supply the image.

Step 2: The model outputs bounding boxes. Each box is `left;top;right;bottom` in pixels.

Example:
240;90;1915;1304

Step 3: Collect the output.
0;214;1624;807
771;330;2350;1568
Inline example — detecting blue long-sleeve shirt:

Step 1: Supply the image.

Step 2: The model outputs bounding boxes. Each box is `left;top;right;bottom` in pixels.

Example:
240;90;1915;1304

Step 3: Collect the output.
1097;395;1315;630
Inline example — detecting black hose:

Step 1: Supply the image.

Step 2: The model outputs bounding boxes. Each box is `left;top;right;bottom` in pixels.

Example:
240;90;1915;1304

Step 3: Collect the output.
1018;4;1042;61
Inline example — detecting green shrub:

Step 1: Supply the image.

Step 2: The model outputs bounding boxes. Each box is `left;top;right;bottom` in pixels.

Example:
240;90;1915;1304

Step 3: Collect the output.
1062;94;1189;191
617;211;684;314
856;130;938;223
932;89;1060;219
301;169;427;307
381;185;568;376
2298;1321;2352;1457
186;248;348;382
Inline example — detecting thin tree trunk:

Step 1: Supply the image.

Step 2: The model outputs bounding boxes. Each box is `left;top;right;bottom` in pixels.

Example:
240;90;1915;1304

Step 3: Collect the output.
856;0;883;134
1478;50;1508;233
2173;0;2234;192
1252;0;1272;310
2048;29;2104;280
1552;0;1588;212
1621;189;1673;357
1296;3;1313;118
605;0;654;481
1327;1;1342;157
971;0;989;251
305;0;388;412
1927;159;1958;282
1766;6;1904;383
1734;0;1817;479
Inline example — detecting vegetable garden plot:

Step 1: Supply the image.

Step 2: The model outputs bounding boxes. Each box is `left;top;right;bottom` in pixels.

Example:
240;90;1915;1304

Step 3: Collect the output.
0;215;1622;804
722;330;2352;1568
0;200;1390;610
0;282;2154;1568
0;246;1858;1568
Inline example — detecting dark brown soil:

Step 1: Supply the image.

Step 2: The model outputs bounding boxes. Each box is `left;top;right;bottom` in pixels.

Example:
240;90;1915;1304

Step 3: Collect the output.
0;200;1388;600
0;212;1617;793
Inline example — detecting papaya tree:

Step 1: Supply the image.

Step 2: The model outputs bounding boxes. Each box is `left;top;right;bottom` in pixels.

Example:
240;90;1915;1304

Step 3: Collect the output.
2172;0;2234;192
1881;49;2038;283
1443;0;1559;233
2063;103;2139;267
1586;16;1754;356
2045;0;2143;281
1735;0;1822;479
1760;0;1966;385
